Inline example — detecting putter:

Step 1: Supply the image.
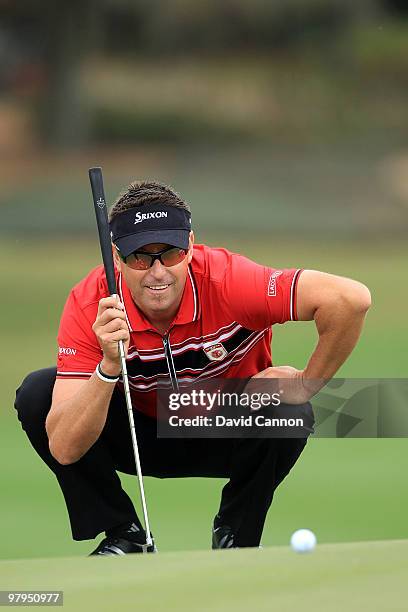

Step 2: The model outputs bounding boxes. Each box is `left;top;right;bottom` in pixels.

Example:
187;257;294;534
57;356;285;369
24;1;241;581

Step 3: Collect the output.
88;166;154;552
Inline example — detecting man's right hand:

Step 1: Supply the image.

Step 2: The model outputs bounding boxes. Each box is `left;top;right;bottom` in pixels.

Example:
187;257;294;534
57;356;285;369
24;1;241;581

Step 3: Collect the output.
92;295;130;374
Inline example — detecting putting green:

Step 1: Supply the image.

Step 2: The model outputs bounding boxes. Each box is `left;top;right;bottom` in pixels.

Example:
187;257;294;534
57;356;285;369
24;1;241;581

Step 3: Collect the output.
1;540;407;611
2;239;408;561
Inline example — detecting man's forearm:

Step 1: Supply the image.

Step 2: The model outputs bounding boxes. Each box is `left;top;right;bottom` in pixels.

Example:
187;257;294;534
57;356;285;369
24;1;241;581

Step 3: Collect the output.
303;294;370;382
46;368;118;465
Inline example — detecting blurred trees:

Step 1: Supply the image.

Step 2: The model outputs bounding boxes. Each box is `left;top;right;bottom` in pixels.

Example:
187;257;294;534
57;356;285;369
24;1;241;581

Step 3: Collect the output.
1;0;95;147
0;0;403;149
107;0;381;56
0;0;138;148
382;0;408;15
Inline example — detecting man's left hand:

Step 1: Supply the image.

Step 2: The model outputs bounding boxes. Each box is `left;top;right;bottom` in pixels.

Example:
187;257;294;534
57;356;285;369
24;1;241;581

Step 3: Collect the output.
250;365;319;405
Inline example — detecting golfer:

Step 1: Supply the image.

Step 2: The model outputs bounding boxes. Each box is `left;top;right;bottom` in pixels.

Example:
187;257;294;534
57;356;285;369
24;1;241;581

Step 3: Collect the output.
15;181;371;555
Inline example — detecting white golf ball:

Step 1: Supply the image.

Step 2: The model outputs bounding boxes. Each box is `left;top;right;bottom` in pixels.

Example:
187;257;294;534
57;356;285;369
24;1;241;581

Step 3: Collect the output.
290;529;317;553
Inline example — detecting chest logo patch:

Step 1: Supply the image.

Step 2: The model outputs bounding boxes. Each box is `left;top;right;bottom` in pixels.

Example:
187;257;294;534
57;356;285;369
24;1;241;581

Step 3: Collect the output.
204;343;228;362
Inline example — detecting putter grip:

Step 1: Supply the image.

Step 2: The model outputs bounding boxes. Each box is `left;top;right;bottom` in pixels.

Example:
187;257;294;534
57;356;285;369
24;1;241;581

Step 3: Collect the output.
89;167;117;296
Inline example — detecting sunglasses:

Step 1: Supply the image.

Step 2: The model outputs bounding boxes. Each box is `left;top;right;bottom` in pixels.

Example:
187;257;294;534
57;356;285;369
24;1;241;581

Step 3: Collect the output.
116;245;188;270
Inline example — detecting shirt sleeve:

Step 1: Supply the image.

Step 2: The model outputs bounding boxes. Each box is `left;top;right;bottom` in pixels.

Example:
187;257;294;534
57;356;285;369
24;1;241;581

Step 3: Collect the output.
56;290;102;380
220;253;303;330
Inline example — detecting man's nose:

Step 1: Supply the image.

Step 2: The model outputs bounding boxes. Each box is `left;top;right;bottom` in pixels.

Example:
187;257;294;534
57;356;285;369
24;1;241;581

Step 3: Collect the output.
149;258;167;277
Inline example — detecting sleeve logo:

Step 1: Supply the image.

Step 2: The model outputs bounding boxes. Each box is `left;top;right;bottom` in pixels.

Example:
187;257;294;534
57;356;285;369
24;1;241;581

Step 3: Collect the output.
267;270;283;297
58;347;77;356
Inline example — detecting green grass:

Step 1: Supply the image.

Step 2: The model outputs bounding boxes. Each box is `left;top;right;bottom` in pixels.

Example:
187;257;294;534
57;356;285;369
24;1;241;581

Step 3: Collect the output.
1;540;408;611
1;237;407;562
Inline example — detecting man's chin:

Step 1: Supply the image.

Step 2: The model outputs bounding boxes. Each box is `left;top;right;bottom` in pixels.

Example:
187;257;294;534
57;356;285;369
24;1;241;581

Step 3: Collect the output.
136;285;181;318
143;292;174;311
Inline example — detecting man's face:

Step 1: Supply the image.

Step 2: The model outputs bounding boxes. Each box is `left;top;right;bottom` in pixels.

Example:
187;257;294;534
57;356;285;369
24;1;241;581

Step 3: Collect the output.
113;232;194;322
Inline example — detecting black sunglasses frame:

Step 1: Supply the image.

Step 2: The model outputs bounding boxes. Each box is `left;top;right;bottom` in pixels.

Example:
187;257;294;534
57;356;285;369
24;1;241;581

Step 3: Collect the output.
116;245;188;269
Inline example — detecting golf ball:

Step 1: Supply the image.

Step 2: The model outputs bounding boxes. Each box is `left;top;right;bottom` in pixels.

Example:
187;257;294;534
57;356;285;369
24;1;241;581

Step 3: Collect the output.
290;529;317;553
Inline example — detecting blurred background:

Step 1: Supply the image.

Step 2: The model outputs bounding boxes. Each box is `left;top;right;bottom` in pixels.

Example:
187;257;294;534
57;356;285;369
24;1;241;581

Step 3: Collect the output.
1;0;407;560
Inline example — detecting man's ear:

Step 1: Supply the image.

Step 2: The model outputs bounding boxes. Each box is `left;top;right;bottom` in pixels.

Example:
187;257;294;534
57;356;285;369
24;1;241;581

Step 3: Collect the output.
187;231;195;264
112;244;121;272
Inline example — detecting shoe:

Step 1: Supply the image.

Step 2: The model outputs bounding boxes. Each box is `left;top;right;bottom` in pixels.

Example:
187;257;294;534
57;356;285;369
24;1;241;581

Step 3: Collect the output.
212;516;264;549
89;521;157;556
89;535;156;556
212;522;237;549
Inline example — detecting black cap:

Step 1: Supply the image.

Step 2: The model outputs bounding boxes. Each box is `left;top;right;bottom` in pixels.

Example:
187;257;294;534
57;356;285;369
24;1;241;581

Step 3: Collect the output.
110;204;192;257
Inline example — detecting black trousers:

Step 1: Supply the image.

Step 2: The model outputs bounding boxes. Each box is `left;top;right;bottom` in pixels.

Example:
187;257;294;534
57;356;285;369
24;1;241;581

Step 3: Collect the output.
14;367;313;547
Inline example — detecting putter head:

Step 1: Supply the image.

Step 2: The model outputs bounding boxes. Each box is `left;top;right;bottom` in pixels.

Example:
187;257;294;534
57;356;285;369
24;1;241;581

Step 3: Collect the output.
141;539;158;553
89;535;158;556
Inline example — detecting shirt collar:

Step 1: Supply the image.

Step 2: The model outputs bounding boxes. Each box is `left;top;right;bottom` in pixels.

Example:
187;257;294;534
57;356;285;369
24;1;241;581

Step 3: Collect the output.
117;266;200;333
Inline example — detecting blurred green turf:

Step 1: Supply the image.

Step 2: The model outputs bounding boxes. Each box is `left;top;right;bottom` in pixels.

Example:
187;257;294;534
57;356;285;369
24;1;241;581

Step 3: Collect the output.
1;237;407;560
1;541;408;612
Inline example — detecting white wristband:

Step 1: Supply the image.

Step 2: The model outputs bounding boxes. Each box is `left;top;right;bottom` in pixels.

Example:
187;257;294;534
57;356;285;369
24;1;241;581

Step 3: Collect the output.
95;362;120;383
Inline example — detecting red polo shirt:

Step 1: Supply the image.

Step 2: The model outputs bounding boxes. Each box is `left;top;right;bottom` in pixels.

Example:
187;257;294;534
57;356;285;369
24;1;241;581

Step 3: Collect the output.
56;244;303;417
